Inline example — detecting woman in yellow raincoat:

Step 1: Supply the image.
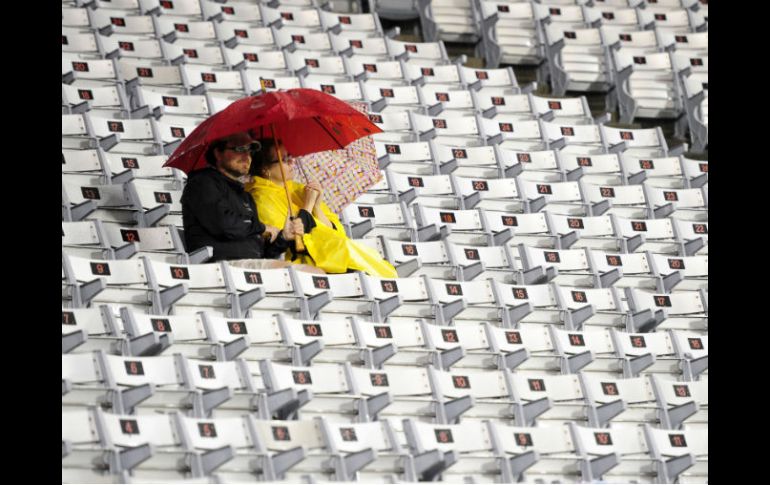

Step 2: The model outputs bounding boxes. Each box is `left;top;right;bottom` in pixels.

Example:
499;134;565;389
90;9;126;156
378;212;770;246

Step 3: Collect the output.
244;139;397;278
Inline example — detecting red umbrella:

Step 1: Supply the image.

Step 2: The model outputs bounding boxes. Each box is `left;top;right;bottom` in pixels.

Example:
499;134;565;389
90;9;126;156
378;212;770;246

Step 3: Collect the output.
164;88;383;252
163;89;382;174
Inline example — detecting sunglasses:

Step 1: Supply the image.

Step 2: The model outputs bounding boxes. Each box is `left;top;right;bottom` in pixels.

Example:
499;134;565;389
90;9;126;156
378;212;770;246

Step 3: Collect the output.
224;142;261;153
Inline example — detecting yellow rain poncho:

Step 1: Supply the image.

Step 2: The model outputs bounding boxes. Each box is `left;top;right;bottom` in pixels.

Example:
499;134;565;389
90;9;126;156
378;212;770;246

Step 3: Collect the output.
245;176;397;277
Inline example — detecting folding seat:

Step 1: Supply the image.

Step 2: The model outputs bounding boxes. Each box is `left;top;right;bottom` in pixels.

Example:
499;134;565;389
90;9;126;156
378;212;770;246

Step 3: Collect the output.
530;94;597;125
644;184;707;221
601;125;673;157
379;239;455;280
214;22;276;47
363;82;423;113
61;149;107;180
402;419;503;482
490;422;583;483
341;201;415;240
431;142;501;178
62;6;91;29
417;0;480;44
274;28;333;52
260;5;323;30
508;372;588;425
200;0;263;23
600;25;659;56
680;72;708;152
366;109;416;142
418;84;476;116
568;424;656;483
347;171;397;205
672;216;707;256
482;322;562;373
161;39;227;67
154;18;218;43
131;87;211;121
181;65;246;95
62;407;111;483
498;147;563;182
623;288;708;332
553;284;628;329
62;252;153;311
322;418;411;482
388;172;461;209
656;30;708;55
124;179;184;227
220;263;312;319
477;1;543;69
412;205;488;245
385;37;449;62
222;45;289;71
584;5;641;29
258;360;360;421
648;253;707;292
242;70;302;94
62;219;115;260
99;34;165;61
543;24;613;100
118;60;186;95
478;116;546;151
62;173;138;225
620;154;684;189
558;151;622;185
589;248;658;289
118;308;211;358
88;9;156;36
424;277;501;324
473;89;535;120
649;376;708;429
518;179;588;216
534;2;591;29
62;350;113;410
374;140;434;175
638;8;693;32
541;120;605;154
458;65;519;91
581;180;650;219
248;418;335;481
319;9;384;34
62;27;100;55
548;326;621;374
345;55;404;81
548;213;622;251
359;273;435;322
409;112;483;146
291;270;385;321
62;305;123;354
292;53;351;79
87;113;161;154
304;77;366;101
445;241;517;282
62;54;120;84
612;329;685;381
403;61;462;86
62;83;130;117
516;245;598;288
147;0;203;17
643;424;707;484
611;50;682;124
612;215;681;255
175;413;270;482
102;152;181;183
580;374;659;427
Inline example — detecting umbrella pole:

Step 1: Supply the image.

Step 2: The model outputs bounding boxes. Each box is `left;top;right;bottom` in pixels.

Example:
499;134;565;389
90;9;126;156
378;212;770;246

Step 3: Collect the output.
272;127;306;253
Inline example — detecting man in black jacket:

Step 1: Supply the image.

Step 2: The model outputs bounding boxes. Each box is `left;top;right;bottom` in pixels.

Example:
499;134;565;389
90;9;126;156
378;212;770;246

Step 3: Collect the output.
181;132;306;265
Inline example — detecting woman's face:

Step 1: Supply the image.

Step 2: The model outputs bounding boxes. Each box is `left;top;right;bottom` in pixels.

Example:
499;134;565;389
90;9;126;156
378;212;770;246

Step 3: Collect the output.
265;145;294;180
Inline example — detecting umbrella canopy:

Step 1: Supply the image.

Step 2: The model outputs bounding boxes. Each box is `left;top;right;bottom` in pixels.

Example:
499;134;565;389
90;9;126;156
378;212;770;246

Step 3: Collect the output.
163;89;383;174
291;101;382;214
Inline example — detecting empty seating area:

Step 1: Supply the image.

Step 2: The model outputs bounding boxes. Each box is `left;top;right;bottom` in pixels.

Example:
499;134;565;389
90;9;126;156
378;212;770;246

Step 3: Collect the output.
63;0;707;482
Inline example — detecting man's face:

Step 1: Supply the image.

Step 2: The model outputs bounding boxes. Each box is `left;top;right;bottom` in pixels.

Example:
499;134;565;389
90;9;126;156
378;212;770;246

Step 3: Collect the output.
215;133;254;179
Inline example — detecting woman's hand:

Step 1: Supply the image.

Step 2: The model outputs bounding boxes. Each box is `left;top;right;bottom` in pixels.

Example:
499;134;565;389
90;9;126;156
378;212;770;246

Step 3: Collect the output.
281;216;304;241
303;181;322;211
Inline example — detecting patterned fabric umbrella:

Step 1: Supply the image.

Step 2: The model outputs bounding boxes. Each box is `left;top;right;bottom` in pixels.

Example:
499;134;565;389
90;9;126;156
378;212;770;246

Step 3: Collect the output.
291;102;382;214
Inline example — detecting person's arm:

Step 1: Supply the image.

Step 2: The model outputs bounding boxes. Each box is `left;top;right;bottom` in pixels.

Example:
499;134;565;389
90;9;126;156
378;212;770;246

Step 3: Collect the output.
305;181;334;229
185;176;263;239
